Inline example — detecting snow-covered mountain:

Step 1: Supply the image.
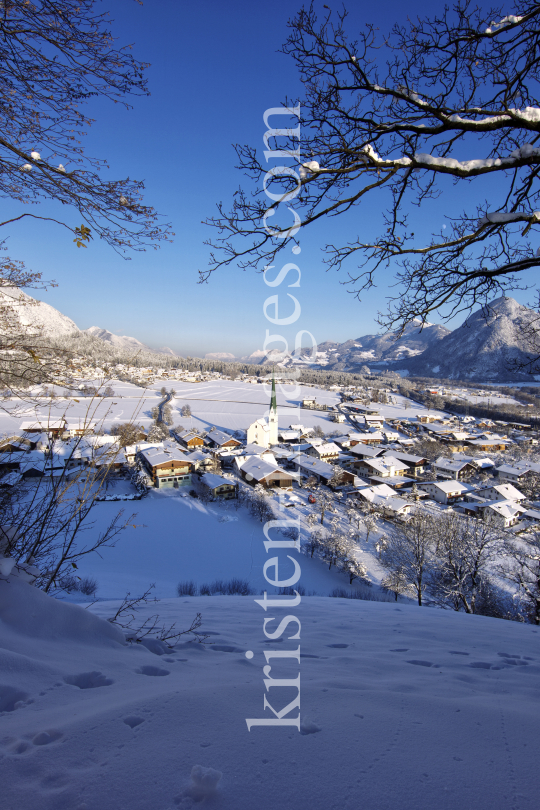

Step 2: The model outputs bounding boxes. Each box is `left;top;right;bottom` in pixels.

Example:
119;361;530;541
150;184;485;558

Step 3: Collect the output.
395;296;538;380
84;327;178;357
0;287;78;337
314;320;451;370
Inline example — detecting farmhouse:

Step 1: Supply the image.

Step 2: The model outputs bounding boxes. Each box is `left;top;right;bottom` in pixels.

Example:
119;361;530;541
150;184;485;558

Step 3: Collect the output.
177;430;204;450
205;428;242;451
238;456;292;489
138;447;193;489
305;442;340;461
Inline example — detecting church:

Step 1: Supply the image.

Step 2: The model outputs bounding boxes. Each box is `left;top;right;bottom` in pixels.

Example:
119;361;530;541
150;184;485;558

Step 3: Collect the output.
246;373;278;448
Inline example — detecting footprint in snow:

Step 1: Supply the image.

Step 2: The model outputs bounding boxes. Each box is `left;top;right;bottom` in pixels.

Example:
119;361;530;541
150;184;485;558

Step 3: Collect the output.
124;716;145;728
406;660;434;668
136;666;170;677
0;685;31;712
33;730;63;746
449;651;470;656
64;672;113;689
326;643;349;649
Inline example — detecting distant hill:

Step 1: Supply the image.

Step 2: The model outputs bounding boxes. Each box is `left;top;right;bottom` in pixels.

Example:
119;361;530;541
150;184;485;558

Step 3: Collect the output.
84;327;178;357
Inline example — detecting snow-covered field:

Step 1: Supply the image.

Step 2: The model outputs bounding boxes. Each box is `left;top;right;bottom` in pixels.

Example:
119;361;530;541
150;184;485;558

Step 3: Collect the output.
0;380;342;436
72;486;383;600
1;577;539;810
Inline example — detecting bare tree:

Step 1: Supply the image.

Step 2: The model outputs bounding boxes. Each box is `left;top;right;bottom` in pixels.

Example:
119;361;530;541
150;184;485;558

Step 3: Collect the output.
203;3;540;338
181;404;192;417
380;511;434;606
428;512;502;614
500;532;540;624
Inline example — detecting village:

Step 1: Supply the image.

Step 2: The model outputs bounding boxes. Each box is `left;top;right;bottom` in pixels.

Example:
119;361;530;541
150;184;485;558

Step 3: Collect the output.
2;370;540;602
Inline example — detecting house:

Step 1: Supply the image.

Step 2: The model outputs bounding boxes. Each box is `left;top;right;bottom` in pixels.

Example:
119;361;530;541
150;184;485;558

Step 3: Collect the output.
177;430;204;450
354;483;398;503
479;500;525;527
382;450;427;477
138;447;193;489
293;454;356;488
20;418;67;438
332;412;346;423
238;456;292;489
420;480;470;504
352;456;410;483
64;419;97;437
467;438;509;452
349;444;386;461
205;428;242;451
417;414;438;423
305;442;340;461
495;464;540;484
302;398;317;409
432;457;476;480
200;472;236;499
476;483;526;503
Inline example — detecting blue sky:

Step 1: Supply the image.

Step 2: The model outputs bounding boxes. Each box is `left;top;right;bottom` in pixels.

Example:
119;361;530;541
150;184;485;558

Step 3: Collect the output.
1;0;536;358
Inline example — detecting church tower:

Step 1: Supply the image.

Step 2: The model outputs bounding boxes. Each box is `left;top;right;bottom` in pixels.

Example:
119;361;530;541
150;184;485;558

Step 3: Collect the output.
268;370;278;446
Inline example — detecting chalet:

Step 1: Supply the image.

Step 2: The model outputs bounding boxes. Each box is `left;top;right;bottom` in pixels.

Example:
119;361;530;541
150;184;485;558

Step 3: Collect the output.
351;431;384;445
466;438;509;452
238;456;293;489
479;500;525;527
382;450;427;477
200;472;236;499
0;435;36;453
65;420;97;437
205;428;242;451
20;418;66;438
177;430;204;450
495;464;540;484
138;447;193;489
302;398;317;409
349;444;385;461
421;480;470;504
352;456;410;483
364;415;384;430
305;442;340;461
476;483;526;503
354;483;397;504
293;454;356;488
417;414;438;423
432;457;476;480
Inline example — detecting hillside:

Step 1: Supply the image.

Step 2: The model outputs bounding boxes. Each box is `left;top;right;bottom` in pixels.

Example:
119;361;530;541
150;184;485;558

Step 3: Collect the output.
398;296;538;380
0;287;79;337
1;575;538;810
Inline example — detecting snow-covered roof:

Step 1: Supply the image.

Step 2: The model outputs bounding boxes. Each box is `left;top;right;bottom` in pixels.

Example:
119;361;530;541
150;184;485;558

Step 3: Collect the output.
433;457;472;472
294;454;334;479
423;480;470;494
240;456;289;482
201;472;235;490
481;483;526;501
206;428;240;446
139;447;191;467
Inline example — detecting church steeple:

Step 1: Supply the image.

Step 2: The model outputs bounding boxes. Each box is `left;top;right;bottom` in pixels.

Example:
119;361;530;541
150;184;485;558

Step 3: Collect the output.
270;368;277;413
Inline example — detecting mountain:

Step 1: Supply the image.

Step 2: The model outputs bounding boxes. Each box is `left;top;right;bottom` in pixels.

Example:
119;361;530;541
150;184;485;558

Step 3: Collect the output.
0;287;79;337
84;326;178;357
394;296;538;380
312;320;451;370
230;320;450;371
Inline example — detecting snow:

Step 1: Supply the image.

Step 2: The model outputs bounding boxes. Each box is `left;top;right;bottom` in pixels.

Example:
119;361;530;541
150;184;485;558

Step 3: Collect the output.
1;575;540;810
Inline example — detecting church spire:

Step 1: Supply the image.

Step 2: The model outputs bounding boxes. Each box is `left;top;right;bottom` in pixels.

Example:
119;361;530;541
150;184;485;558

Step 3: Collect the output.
270;368;277;413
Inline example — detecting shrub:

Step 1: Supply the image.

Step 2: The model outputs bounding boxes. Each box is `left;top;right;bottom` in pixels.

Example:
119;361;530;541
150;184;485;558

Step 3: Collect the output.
330;587;392;602
177;580;198;597
78;577;98;596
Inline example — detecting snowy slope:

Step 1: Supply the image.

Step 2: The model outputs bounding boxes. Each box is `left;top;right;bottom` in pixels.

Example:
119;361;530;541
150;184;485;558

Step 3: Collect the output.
84;326;151;353
1;576;539;810
400;296;538;380
0;287;79;337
